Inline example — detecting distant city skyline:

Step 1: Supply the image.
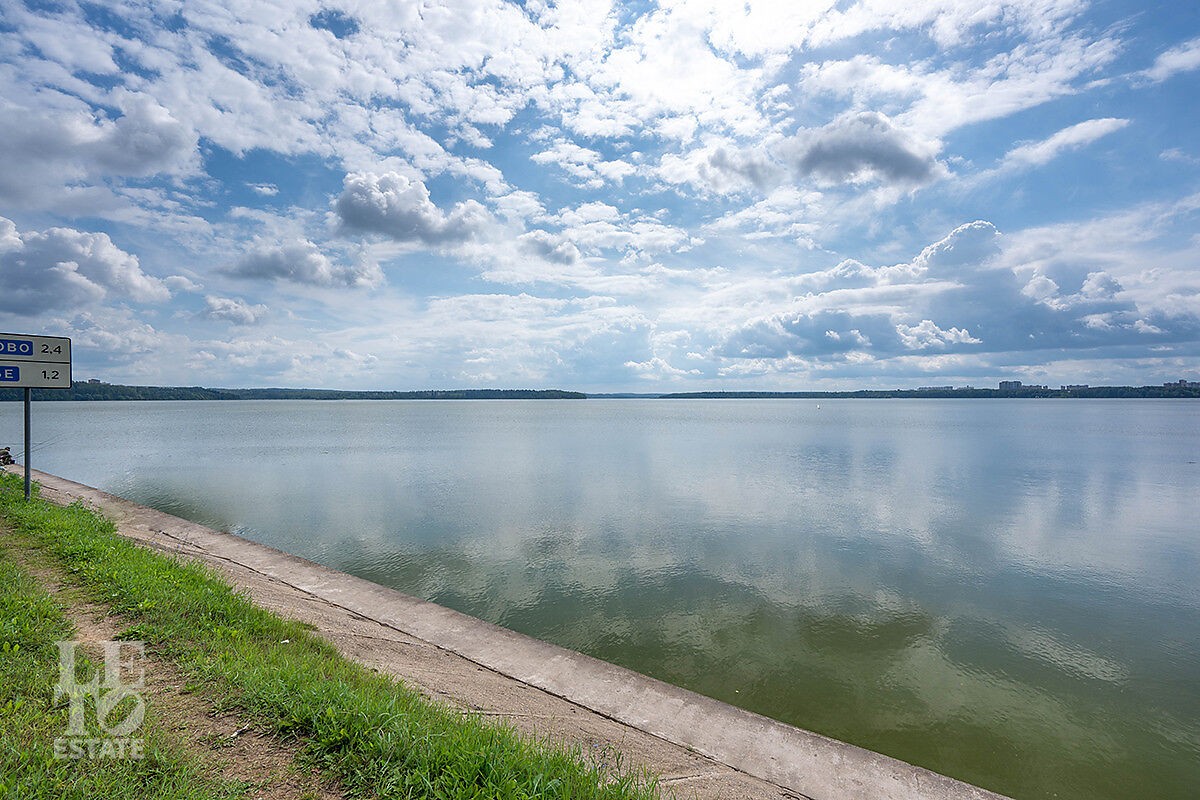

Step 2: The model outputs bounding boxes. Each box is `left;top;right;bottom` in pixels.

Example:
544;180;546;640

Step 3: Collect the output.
1;1;1199;392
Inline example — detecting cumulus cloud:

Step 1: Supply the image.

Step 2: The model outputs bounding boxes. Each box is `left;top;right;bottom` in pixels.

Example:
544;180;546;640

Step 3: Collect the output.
784;112;942;185
658;142;784;195
707;146;781;190
708;215;1200;371
0;93;196;207
1078;271;1122;299
915;228;1186;355
229;240;382;287
551;202;697;256
202;295;269;325
1021;274;1061;303
624;356;701;379
895;320;981;350
90;93;197;176
721;311;897;360
164;275;202;293
518;230;580;265
529;141;637;188
62;309;167;366
0;216;169;314
913;221;1002;274
717;301;957;364
334;172;491;245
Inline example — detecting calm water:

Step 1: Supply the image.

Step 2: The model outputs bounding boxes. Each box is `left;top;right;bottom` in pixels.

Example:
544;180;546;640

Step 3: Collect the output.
3;399;1198;799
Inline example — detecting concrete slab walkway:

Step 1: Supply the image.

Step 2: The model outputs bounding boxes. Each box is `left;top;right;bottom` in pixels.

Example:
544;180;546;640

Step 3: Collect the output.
8;467;1010;800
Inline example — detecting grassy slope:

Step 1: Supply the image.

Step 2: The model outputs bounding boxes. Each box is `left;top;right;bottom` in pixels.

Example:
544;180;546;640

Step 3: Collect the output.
0;544;250;799
0;474;658;800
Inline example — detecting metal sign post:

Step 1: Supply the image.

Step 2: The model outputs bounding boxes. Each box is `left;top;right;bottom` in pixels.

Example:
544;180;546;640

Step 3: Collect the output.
24;388;30;499
1;333;72;499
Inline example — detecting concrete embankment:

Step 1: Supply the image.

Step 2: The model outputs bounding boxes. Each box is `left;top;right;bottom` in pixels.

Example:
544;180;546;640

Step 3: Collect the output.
9;466;1011;800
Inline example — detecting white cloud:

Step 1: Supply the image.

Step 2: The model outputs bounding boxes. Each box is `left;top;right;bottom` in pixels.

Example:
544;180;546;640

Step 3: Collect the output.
229;239;382;288
705;186;824;243
784;111;943;186
897;35;1122;139
799;55;928;104
691;212;1200;376
165;275;203;293
334;171;491;245
387;291;652;386
552;2;769;140
1160;148;1200;166
623;356;701;379
658;140;784;195
518;230;581;265
806;0;1087;49
1132;319;1164;335
202;295;269;325
0;216;169;314
1002;118;1129;167
1078;271;1122;299
552;202;698;256
1139;36;1200;83
914;221;1003;274
896;320;981;349
0;92;197;208
492;190;548;223
530;140;637;188
59;309;168;366
1021;274;1061;302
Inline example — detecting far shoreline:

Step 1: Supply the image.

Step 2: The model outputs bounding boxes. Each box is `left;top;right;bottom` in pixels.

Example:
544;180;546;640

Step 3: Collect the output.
2;380;1198;401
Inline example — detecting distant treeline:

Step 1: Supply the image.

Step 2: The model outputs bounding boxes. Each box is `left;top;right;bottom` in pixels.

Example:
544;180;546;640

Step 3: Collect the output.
4;382;1197;402
0;383;585;401
660;386;1200;399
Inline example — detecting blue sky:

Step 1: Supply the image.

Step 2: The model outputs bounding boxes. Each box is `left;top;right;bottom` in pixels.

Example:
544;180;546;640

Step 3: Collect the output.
1;0;1199;391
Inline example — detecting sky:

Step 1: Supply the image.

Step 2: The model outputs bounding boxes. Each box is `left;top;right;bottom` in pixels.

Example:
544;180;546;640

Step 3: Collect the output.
1;0;1199;392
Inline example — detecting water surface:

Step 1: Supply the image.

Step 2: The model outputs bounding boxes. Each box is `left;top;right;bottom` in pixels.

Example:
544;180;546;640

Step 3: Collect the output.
3;398;1197;799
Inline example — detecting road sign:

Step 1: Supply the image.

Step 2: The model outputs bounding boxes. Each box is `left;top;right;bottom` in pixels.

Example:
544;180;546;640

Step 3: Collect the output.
0;333;71;388
0;361;71;388
1;333;73;500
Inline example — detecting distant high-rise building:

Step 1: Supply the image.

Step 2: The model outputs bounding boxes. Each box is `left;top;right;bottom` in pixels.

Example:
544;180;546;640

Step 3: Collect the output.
998;380;1023;390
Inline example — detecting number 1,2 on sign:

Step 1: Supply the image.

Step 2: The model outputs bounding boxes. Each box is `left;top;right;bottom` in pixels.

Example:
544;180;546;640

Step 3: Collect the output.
42;370;60;380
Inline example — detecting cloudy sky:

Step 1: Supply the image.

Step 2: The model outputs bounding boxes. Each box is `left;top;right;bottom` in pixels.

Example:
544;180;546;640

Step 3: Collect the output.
2;0;1199;391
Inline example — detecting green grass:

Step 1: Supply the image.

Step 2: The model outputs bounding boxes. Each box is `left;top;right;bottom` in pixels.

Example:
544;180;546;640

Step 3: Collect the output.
0;474;661;800
0;541;250;799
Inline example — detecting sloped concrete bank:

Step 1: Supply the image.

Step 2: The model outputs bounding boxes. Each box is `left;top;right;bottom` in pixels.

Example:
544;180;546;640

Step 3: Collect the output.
8;466;1010;800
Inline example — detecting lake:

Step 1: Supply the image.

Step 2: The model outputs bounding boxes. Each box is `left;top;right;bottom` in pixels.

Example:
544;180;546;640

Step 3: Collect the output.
2;398;1197;799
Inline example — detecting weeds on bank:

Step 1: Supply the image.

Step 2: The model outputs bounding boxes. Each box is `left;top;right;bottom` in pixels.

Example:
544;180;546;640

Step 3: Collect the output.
0;475;660;800
0;546;249;799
